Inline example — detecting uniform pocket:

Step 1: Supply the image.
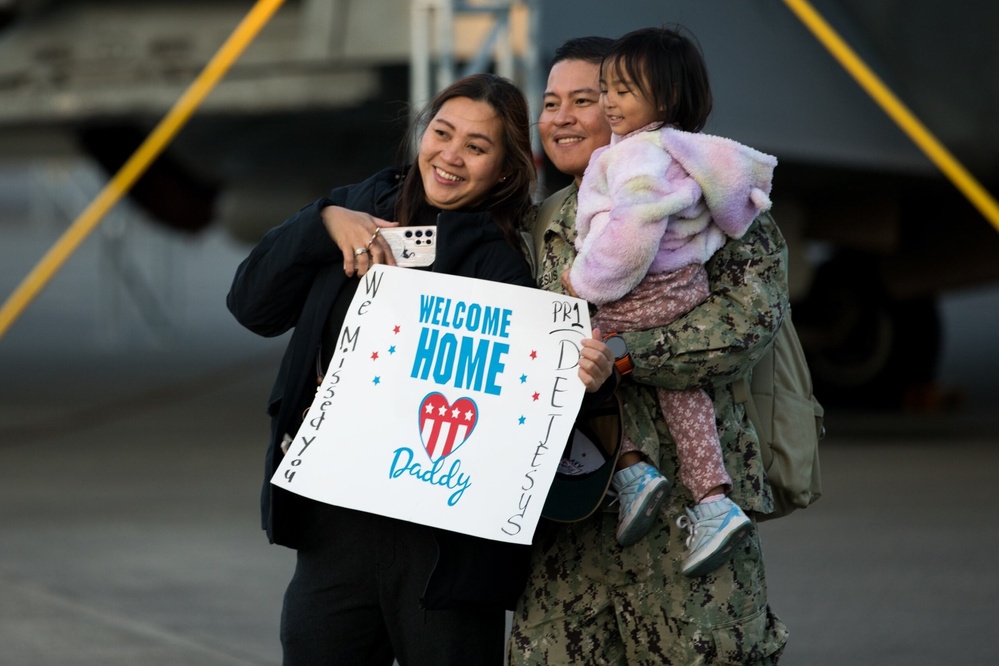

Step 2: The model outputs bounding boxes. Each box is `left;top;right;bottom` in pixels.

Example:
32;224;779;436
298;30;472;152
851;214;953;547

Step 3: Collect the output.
707;605;788;665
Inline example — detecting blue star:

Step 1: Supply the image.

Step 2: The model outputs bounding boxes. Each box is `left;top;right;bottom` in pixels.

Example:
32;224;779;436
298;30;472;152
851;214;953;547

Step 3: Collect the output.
518;415;526;425
388;345;396;354
520;374;527;383
373;376;381;385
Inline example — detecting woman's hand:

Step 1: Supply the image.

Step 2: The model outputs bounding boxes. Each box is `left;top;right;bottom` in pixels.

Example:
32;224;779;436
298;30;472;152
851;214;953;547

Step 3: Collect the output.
320;205;400;276
578;327;614;393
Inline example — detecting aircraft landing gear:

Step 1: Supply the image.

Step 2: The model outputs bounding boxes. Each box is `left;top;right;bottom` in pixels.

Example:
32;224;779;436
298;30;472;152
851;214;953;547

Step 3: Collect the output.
794;254;942;410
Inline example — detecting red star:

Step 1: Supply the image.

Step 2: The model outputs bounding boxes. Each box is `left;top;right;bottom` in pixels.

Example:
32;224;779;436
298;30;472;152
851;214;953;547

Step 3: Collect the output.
532;392;540;401
371;351;379;360
529;350;537;360
393;325;401;334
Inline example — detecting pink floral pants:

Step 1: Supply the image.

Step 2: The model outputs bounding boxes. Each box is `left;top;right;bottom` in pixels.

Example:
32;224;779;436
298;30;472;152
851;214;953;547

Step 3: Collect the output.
594;264;732;501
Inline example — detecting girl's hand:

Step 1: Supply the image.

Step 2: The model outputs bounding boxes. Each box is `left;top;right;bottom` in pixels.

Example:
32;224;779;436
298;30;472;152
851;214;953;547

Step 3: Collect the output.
560;268;579;298
578;327;614;392
320;205;400;276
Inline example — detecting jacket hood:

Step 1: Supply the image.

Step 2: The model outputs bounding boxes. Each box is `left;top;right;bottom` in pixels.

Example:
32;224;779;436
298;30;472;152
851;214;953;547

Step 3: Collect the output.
655;127;777;235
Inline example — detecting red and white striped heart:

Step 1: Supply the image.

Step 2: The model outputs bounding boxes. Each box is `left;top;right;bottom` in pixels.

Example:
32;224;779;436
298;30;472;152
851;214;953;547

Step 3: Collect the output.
418;392;478;462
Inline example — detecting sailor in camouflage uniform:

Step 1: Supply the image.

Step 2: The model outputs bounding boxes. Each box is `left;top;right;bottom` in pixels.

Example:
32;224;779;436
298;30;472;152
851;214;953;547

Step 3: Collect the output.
508;37;789;665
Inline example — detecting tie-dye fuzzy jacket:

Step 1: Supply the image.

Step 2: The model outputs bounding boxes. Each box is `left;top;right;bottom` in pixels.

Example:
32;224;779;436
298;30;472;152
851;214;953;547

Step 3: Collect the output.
571;124;777;304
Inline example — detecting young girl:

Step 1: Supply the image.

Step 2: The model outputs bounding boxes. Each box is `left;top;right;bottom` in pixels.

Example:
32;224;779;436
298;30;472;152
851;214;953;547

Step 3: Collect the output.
562;27;777;577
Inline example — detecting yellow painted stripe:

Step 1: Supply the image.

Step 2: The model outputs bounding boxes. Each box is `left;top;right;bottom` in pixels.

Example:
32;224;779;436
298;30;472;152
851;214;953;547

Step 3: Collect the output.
0;0;287;341
783;0;999;232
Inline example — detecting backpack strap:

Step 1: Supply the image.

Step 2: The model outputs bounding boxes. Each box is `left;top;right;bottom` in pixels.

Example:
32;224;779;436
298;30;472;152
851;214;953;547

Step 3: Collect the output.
731;375;752;405
732;374;768;468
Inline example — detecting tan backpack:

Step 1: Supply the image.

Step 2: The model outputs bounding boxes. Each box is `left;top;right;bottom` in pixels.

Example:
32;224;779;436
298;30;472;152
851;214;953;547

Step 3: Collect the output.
732;314;825;520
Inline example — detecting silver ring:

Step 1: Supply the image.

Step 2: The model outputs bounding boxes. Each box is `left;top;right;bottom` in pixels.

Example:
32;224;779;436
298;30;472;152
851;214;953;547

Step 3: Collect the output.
366;229;380;248
353;247;367;256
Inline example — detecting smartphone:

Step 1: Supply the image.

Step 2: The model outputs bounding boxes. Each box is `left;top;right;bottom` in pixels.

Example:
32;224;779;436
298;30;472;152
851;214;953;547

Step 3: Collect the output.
381;226;436;267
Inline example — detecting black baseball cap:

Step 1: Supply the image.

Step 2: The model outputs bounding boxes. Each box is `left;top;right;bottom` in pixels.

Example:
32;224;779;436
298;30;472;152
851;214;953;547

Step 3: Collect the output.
541;397;622;523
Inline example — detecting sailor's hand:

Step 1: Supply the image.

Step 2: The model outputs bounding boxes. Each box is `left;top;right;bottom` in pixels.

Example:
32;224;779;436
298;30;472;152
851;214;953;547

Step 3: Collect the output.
579;328;614;393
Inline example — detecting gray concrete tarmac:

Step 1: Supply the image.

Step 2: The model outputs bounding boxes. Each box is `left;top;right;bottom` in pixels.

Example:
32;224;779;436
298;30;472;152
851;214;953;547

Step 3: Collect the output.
2;206;998;665
6;342;999;666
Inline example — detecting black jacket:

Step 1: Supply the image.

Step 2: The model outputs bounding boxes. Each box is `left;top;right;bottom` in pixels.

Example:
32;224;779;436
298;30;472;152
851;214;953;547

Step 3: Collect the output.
227;167;535;610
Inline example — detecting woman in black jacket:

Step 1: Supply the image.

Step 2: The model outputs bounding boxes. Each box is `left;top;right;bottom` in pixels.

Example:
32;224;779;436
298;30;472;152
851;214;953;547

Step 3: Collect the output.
228;74;600;666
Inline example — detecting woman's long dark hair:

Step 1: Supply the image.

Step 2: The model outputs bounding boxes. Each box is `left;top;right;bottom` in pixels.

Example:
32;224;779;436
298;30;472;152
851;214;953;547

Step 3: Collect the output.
395;73;536;248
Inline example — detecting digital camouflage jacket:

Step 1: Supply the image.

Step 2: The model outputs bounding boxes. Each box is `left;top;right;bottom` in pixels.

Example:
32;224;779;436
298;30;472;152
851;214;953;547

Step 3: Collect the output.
530;182;789;514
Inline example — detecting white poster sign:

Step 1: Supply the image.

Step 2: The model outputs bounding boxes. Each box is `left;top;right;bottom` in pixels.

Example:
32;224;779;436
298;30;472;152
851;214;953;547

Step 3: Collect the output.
271;265;591;544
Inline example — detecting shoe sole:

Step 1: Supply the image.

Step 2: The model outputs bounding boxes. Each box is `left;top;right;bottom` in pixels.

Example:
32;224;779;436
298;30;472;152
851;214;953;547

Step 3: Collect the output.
617;481;670;546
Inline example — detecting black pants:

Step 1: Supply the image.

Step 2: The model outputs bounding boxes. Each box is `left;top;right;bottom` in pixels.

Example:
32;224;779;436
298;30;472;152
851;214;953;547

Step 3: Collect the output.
280;505;505;666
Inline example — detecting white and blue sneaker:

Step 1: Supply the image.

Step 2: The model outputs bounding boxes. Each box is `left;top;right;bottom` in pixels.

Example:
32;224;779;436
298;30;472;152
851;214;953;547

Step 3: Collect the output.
676;497;752;577
611;462;671;546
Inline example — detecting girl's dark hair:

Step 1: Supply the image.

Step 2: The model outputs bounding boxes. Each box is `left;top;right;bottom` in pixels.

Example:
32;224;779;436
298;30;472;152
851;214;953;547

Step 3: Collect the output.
603;26;712;133
395;73;536;248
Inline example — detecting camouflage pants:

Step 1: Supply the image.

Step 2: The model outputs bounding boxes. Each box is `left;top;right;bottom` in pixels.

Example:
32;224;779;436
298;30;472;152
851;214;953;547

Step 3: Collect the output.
508;500;787;665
